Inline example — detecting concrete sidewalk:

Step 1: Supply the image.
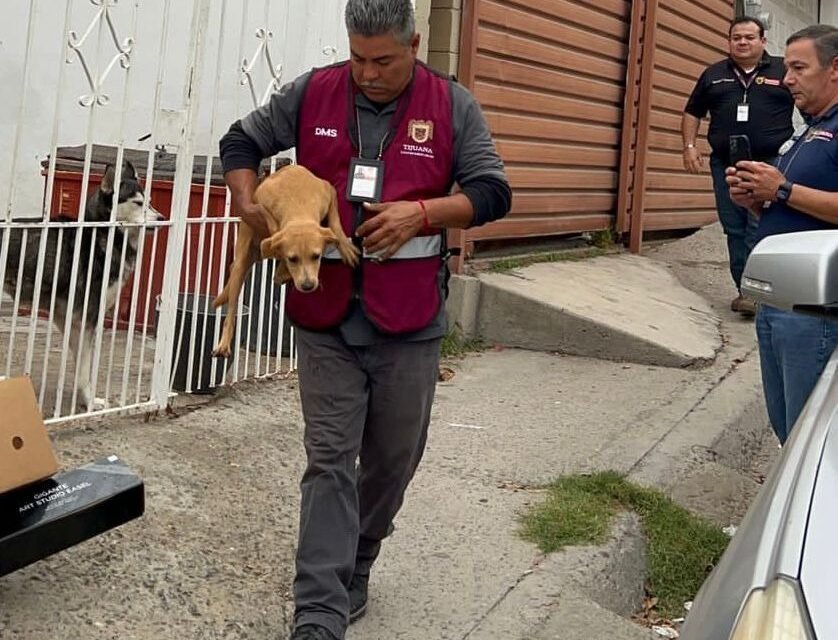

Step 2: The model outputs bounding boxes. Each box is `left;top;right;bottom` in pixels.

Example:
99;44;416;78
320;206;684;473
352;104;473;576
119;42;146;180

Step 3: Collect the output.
0;225;776;640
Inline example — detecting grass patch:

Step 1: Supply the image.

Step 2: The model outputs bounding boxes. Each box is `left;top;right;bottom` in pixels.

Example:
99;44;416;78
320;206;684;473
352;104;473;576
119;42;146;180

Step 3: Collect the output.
488;247;608;274
440;328;484;359
520;472;730;618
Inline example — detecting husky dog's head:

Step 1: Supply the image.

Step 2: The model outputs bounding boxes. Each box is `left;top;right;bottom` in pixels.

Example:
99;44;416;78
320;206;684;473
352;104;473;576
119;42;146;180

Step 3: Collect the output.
97;160;164;225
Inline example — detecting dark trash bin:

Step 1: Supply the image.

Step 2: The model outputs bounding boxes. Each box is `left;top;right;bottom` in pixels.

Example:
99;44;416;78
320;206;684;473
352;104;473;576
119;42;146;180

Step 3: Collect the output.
156;293;249;393
243;261;292;357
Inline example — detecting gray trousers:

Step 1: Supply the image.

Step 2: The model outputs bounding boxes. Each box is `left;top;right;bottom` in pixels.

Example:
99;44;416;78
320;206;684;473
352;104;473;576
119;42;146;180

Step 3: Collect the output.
293;329;441;638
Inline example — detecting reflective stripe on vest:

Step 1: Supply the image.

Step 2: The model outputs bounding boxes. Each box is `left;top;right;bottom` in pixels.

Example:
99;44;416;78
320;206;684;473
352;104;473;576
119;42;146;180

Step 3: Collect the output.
323;234;442;261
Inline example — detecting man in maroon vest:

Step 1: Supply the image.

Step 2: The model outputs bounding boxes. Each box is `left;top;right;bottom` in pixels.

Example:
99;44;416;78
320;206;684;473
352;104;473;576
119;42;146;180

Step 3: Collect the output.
220;1;510;638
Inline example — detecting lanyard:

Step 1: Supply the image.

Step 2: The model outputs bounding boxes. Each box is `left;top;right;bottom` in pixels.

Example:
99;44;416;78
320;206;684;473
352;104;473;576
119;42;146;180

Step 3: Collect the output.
345;69;415;159
355;107;390;160
733;66;758;104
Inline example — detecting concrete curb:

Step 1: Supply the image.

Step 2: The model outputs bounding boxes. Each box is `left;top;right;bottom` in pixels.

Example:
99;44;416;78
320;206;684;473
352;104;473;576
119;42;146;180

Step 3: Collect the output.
446;253;722;369
461;514;652;640
627;348;770;489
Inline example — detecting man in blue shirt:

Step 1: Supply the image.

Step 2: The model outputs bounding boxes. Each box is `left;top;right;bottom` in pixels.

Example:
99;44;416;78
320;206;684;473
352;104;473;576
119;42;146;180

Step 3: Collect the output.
728;24;838;443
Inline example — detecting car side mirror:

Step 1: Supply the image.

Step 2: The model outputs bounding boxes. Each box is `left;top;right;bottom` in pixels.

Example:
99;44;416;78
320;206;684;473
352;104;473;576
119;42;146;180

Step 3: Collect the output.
742;230;838;317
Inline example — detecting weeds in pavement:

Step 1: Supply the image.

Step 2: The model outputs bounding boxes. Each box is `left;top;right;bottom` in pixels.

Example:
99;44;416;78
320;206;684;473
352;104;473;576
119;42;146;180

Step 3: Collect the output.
520;471;730;618
440;328;484;359
488;248;608;273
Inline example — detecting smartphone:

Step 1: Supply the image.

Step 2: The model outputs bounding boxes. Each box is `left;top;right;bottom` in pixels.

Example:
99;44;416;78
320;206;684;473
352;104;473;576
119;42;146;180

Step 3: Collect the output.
729;134;752;166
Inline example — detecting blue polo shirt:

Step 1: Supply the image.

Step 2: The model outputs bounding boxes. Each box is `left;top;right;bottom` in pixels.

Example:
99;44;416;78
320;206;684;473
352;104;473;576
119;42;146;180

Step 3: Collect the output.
757;103;838;241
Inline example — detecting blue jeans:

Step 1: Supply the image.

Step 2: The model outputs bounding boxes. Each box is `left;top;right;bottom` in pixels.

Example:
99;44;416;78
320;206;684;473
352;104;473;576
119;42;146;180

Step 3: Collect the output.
710;155;759;290
756;305;838;443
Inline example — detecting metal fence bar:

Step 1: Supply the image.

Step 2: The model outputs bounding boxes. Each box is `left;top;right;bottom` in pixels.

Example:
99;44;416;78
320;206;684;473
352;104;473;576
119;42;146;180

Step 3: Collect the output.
4;0;39;222
4;229;30;377
134;226;161;403
151;0;212;409
68;225;98;412
38;228;66;407
172;219;194;392
0;1;38;387
35;0;77;410
54;0;113;417
102;232;129;404
132;0;174;405
42;0;77;225
91;0;140;408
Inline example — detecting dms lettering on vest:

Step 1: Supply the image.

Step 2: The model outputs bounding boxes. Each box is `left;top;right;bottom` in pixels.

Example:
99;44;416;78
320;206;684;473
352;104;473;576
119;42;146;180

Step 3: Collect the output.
292;62;454;334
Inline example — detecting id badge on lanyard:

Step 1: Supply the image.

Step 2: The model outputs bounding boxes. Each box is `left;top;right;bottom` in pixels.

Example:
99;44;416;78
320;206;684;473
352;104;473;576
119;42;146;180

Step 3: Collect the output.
347;157;384;203
735;67;754;123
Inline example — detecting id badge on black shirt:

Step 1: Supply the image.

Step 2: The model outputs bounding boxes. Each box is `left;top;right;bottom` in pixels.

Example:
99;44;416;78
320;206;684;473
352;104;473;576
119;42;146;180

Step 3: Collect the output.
347;157;384;203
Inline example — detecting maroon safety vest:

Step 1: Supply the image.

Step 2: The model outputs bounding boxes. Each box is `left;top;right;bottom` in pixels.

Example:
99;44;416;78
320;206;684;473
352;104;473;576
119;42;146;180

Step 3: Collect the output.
288;62;454;333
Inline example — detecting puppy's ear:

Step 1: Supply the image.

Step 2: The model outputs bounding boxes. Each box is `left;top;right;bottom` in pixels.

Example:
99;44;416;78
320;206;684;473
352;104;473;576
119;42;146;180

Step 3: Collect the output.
319;227;338;245
101;164;116;194
261;229;285;260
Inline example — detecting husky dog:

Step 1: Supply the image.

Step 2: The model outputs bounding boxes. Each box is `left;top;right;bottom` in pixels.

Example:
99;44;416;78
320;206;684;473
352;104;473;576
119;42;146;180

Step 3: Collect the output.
1;160;163;411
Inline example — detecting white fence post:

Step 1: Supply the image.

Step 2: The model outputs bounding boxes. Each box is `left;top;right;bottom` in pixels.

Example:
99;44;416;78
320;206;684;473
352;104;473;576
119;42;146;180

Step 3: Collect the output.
150;0;212;409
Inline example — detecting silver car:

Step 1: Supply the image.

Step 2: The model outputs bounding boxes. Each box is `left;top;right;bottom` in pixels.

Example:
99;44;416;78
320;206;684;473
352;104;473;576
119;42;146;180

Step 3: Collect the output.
681;230;838;640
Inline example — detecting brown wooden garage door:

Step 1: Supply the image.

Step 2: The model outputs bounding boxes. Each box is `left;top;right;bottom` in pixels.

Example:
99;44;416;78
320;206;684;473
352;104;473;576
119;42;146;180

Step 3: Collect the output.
627;0;734;244
457;0;632;249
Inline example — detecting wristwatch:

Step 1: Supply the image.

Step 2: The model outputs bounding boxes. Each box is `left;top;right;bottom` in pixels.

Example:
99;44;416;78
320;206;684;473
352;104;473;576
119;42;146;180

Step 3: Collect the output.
776;180;794;202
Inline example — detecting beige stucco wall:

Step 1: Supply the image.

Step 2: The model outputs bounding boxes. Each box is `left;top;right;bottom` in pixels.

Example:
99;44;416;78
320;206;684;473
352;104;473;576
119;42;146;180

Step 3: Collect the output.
426;0;461;76
415;0;432;61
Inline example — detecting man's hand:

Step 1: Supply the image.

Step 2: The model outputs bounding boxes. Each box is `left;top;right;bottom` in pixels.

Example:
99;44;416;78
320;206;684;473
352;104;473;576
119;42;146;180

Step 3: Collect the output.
356;200;424;259
683;146;703;174
225;168;270;237
730;161;786;203
725;165;770;216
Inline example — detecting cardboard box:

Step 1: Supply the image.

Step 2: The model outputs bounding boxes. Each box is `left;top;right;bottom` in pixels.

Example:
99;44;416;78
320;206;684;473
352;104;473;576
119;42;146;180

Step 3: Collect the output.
0;377;59;494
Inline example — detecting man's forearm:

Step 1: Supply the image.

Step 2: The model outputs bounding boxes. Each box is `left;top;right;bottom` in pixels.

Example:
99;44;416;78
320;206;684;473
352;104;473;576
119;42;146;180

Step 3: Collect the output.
224;168;269;235
785;184;838;225
682;114;700;147
421;193;477;229
225;169;259;210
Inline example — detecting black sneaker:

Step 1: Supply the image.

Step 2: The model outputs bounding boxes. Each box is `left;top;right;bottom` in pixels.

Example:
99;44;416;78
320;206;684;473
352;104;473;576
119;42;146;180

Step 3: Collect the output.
289;624;338;640
348;573;369;623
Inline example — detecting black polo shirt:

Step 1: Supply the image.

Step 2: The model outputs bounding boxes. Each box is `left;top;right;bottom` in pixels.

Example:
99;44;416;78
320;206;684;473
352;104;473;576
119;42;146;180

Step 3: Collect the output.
684;52;794;162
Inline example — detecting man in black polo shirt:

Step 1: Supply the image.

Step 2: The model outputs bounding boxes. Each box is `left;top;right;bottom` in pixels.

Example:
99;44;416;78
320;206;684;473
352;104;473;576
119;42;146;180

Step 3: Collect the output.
727;25;838;444
682;17;793;315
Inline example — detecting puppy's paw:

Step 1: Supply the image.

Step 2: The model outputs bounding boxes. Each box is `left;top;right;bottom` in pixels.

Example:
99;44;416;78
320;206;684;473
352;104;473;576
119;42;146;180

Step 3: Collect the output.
212;343;231;359
339;240;360;267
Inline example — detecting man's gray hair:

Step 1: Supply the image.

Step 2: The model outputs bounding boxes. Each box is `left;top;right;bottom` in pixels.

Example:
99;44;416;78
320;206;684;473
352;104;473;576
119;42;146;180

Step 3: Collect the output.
345;0;415;45
787;24;838;68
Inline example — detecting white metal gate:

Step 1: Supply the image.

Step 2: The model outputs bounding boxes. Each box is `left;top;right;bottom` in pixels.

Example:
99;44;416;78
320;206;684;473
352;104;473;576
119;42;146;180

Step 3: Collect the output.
1;0;348;424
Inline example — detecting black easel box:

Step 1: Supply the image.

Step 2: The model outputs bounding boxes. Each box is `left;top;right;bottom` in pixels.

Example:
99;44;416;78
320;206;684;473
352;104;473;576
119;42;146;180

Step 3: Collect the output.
0;456;144;577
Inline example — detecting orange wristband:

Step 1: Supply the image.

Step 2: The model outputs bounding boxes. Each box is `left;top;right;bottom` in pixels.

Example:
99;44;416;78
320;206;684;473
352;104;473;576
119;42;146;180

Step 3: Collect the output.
417;199;431;232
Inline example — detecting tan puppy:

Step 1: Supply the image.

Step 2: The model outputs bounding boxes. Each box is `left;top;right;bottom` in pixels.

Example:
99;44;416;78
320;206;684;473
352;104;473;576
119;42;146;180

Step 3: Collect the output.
212;164;358;358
